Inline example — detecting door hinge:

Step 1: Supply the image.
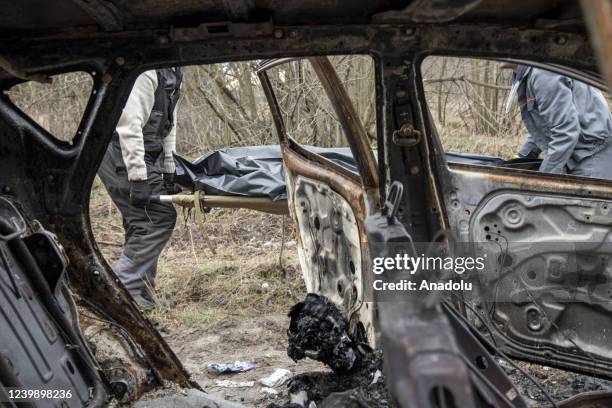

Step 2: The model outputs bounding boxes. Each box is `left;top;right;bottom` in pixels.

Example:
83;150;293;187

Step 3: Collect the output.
392;124;421;147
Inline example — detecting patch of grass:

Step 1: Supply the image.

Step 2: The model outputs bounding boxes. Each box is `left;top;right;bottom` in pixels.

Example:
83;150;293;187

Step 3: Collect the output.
153;250;302;326
149;303;224;326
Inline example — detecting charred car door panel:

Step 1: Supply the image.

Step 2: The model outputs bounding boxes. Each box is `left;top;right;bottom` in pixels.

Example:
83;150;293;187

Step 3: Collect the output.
292;175;362;303
444;164;612;378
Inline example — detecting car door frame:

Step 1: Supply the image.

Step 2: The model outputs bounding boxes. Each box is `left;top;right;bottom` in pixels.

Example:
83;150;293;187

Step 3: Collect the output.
256;56;381;342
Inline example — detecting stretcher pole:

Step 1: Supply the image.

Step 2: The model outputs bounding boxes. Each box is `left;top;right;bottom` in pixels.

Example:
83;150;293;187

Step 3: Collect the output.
152;194;289;215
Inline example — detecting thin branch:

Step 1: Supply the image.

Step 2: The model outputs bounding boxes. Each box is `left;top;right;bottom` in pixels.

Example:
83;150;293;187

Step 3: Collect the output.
424;76;511;91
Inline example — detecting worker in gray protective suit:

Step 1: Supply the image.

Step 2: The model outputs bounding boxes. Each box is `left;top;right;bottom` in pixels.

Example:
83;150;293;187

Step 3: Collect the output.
98;68;183;309
510;64;612;178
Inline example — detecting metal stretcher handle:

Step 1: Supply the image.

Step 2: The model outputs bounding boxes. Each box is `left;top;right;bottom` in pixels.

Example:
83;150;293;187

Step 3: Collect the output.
150;194;289;215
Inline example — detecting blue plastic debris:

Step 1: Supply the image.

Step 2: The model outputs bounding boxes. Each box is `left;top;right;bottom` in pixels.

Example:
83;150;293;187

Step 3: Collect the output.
207;360;257;374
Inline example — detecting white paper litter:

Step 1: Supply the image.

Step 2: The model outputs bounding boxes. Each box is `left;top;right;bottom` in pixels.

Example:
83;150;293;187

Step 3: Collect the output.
214;380;255;388
371;369;382;385
260;387;279;396
259;368;292;387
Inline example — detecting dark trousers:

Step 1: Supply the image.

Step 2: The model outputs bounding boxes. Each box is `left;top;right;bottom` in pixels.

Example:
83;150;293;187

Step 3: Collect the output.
97;141;177;296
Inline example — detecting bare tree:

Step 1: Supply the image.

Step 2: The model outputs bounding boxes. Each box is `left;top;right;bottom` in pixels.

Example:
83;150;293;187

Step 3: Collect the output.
6;56;376;157
421;56;525;158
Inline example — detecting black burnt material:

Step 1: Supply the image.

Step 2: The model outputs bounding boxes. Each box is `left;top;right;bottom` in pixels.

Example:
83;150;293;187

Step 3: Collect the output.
285;351;389;408
270;294;394;408
287;293;364;372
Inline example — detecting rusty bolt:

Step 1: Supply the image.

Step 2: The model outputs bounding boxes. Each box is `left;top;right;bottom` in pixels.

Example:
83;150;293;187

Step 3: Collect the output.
102;73;113;84
115;56;125;66
273;28;284;39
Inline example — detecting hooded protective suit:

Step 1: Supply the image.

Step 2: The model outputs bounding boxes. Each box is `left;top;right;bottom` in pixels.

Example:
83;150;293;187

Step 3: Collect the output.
514;65;612;179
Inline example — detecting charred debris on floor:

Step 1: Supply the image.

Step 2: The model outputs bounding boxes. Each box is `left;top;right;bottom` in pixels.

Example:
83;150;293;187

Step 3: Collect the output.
268;294;612;408
269;293;393;408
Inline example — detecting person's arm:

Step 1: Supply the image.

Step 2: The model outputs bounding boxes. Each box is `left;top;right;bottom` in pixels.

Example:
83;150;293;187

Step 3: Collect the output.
517;134;542;159
531;71;581;174
116;70;157;181
162;98;179;174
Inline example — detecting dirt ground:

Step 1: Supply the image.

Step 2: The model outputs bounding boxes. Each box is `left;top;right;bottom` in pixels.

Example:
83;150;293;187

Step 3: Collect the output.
163;314;327;407
506;361;612;404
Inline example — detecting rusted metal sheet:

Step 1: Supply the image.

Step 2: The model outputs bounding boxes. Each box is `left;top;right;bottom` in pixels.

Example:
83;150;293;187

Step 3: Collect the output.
309;57;380;191
376;302;480;407
282;146;367;233
581;0;612;89
449;162;612;199
172;21;274;42
258;56;381;236
70;0;123;31
373;0;483;23
81;317;155;403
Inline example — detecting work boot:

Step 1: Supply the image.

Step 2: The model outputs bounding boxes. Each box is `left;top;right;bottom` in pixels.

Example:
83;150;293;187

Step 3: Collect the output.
131;293;156;311
157;299;177;309
139;287;177;310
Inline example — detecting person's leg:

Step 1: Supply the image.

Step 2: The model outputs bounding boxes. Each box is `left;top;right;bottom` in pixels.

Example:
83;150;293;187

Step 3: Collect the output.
98;144;177;304
112;192;176;298
130;166;177;300
572;141;612;180
98;144;144;296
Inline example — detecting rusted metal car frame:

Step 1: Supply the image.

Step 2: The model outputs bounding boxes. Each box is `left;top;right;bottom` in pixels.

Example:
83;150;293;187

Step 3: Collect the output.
0;0;612;406
258;50;612;407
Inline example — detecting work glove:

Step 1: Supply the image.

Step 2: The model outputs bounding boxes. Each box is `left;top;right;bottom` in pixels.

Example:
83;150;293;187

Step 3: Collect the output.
129;180;152;208
163;172;182;194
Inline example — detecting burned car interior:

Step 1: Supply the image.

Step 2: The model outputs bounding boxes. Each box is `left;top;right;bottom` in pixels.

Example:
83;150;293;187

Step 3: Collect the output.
1;0;612;407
